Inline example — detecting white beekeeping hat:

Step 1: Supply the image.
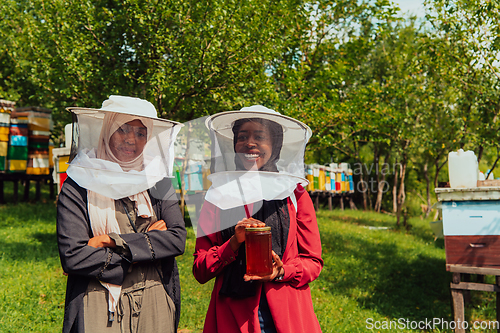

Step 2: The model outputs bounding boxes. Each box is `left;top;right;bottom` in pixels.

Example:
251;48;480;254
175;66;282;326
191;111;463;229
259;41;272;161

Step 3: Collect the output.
66;95;183;199
204;105;311;209
179;105;311;236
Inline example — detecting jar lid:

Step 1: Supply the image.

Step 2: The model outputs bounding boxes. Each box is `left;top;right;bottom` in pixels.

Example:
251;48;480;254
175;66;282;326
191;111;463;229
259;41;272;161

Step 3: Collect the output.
246;226;271;231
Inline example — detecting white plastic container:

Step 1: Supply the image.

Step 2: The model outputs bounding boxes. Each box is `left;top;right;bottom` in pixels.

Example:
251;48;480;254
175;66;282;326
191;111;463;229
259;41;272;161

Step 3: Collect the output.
448;149;478;188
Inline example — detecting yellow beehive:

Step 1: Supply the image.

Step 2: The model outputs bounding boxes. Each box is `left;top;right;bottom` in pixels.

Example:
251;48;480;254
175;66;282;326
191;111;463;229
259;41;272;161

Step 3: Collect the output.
0;126;9;142
340;172;346;192
8;159;27;171
0;141;7;156
58;155;70;173
202;165;212;190
26;167;50;175
318;166;326;191
49;141;54;168
306;165;314;191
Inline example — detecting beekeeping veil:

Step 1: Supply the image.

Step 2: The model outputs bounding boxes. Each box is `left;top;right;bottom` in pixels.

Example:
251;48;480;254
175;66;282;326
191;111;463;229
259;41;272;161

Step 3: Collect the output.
66;95;182;199
182;105;311;236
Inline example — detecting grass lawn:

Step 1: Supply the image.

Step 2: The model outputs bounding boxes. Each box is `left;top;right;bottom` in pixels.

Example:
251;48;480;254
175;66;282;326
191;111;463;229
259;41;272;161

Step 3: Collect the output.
0;187;497;332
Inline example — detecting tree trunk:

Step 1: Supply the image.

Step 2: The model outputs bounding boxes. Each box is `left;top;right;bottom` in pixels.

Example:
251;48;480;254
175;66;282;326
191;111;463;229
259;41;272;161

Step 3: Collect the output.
393;163;399;214
374;173;386;213
355;143;368;211
424;162;432;218
360;147;373;211
477;145;484;164
434;156;447;188
374;151;390;213
433;158;440;188
365;162;373;210
361;171;368;211
396;161;407;226
179;122;192;217
396;142;409;226
487;147;500;179
374;145;380;211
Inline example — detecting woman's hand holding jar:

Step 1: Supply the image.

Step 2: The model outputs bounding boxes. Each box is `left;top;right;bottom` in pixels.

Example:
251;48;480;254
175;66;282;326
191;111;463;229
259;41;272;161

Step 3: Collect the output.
229;217;265;252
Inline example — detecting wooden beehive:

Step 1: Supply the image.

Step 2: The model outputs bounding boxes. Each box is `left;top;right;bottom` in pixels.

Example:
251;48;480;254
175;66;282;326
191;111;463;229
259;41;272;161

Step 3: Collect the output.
436;185;500;270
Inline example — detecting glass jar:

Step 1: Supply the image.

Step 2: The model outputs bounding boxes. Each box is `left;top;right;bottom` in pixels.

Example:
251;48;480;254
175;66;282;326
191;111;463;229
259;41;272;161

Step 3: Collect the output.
245;226;272;277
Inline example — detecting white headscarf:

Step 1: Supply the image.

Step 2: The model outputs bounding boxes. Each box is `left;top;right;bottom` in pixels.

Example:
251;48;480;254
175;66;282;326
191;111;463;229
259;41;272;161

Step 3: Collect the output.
88;113;155;315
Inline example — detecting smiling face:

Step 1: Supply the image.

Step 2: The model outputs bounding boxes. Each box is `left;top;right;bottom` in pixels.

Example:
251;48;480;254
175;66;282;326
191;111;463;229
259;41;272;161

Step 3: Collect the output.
109;119;148;162
234;121;273;170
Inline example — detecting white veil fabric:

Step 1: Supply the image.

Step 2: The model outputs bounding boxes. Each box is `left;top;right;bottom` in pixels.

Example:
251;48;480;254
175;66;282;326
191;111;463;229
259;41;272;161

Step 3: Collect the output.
205;105;311;210
66;95;182;199
181;105;311;236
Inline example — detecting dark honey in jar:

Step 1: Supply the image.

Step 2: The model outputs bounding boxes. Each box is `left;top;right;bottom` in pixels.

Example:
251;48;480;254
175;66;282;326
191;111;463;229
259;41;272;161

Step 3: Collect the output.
245;226;272;276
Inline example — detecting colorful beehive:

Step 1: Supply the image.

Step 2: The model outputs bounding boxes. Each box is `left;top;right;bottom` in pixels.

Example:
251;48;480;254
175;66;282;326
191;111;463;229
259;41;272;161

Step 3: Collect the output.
184;161;204;191
49;141;54;169
202;161;212;190
303;162;356;194
340;171;346;192
7;119;28;173
12;107;52;175
306;165;314;191
52;147;70;192
436;187;500;269
0;114;10;172
312;164;320;190
333;169;340;193
0;101;15;172
318;165;326;191
348;168;355;193
340;163;350;193
325;167;332;191
173;158;184;191
0;141;7;172
0;124;8;141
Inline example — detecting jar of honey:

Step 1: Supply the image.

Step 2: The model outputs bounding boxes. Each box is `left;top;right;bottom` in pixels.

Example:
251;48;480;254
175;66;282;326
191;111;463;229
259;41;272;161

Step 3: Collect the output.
245;226;272;277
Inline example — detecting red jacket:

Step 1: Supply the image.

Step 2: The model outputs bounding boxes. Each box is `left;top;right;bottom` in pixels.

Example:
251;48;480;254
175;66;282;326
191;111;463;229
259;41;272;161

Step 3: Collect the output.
193;185;323;333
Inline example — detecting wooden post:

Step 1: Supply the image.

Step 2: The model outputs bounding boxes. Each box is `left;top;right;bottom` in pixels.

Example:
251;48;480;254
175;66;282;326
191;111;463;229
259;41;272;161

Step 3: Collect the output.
463;274;471;304
0;180;4;204
13;180;18;203
340;196;344;211
35;180;41;201
328;194;332;211
49;177;55;199
496;276;500;333
451;272;466;333
349;196;358;210
314;193;319;211
23;179;30;202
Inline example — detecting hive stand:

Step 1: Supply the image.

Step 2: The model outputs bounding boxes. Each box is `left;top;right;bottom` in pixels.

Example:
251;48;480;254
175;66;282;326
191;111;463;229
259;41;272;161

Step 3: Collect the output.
0;173;54;203
448;265;500;333
309;191;356;211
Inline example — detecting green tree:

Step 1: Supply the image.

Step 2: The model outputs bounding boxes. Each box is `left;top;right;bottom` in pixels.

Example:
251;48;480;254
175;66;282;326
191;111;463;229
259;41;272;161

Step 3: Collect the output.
0;0;303;141
269;0;402;211
426;0;500;170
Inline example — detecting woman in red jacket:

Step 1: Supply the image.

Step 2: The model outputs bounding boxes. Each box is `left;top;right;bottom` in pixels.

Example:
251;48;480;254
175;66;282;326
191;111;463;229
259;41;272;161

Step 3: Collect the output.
193;105;323;333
